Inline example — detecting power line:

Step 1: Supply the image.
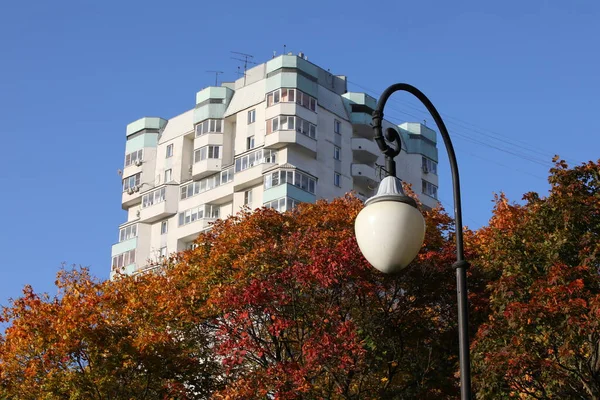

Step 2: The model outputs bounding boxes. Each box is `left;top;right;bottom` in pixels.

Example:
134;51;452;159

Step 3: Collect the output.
346;80;581;167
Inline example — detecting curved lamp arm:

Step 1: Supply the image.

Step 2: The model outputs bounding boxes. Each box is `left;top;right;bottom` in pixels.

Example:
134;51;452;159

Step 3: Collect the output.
372;83;472;399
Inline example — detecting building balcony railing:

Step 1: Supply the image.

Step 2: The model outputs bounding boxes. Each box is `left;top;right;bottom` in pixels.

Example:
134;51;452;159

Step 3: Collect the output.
138;184;179;223
351;137;379;163
177;217;218;242
351;163;378;185
264;129;317;157
192;159;222;180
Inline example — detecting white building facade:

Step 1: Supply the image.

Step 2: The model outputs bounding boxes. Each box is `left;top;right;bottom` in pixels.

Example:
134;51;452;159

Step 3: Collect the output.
111;55;439;277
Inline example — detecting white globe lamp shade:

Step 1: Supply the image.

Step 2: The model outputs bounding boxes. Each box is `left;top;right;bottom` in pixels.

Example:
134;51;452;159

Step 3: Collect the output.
354;177;426;274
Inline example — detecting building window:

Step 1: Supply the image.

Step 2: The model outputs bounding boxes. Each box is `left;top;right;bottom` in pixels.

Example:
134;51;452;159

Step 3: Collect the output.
244;190;252;207
264;197;300;212
119;224;137;242
124;149;143;167
142;187;166;208
194;145;222;163
164;169;172;182
422;157;438;174
334;172;341;187
266;88;316;112
178;204;220;226
247;109;256;124
166;144;173;158
246;136;255;150
333;146;341;160
159;247;167;259
160;220;168;235
123;173;141;192
111;249;135;271
195;119;223;136
422;180;438;199
180;167;234;200
264;169;316;194
266;115;316;139
334;119;341;134
234;149;277;173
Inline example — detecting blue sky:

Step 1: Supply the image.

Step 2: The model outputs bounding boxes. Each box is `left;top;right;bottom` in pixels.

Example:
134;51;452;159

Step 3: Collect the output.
0;0;598;306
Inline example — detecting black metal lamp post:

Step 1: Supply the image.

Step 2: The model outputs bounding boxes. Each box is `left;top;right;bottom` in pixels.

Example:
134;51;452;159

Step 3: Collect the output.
354;83;472;399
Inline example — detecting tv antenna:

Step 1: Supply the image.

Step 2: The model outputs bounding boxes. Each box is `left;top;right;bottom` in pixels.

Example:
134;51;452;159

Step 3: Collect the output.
206;70;224;86
231;51;257;85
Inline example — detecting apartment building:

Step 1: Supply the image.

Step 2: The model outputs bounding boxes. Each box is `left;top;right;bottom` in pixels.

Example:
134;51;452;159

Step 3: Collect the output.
111;54;439;277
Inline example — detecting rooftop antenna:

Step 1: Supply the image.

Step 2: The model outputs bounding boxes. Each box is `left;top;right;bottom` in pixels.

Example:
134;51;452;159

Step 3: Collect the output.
231;51;256;86
283;44;286;55
206;70;224;86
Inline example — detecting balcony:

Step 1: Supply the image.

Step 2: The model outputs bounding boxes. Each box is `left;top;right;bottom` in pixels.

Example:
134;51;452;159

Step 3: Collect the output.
177;217;218;242
234;163;276;192
233;149;278;191
138;185;179;223
351;163;378;186
194;132;223;149
264;130;317;157
351;138;379;163
192;159;222;180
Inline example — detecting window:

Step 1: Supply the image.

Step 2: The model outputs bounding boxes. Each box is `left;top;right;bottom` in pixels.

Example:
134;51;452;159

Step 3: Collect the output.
124;149;143;167
165;144;173;158
422;157;438;174
264;169;316;194
160;220;168;235
422;180;438;199
247;109;256;124
264;197;300;212
111;249;136;271
142;187;166;208
333;146;341;160
164;169;172;182
195;119;223;136
244;190;252;207
123;173;141;192
178;204;220;226
194;146;222;163
266;115;316;139
180;167;234;200
119;224;137;242
246;136;255;150
334;172;341;187
159;247;167;259
266;88;316;111
334;119;341;134
234;149;277;173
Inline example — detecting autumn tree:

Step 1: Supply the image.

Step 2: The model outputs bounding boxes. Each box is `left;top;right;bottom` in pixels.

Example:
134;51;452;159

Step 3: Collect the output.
472;159;600;399
170;194;470;399
1;191;477;399
0;267;222;399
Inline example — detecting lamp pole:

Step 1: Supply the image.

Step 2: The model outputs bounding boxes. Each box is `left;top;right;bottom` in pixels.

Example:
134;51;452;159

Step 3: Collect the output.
370;83;472;399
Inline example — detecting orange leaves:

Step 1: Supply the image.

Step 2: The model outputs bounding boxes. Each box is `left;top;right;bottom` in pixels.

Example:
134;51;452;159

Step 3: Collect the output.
0;267;222;399
471;159;600;399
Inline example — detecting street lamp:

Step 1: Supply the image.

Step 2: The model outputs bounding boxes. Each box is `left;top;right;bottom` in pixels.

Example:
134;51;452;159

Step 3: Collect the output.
354;83;472;399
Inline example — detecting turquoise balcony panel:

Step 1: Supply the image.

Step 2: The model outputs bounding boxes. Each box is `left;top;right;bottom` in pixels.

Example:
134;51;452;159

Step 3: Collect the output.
265;55;319;78
195;86;234;106
125;132;159;153
263;183;316;204
193;104;228;124
111;237;137;257
126;117;167;137
265;72;318;98
342;92;377;110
